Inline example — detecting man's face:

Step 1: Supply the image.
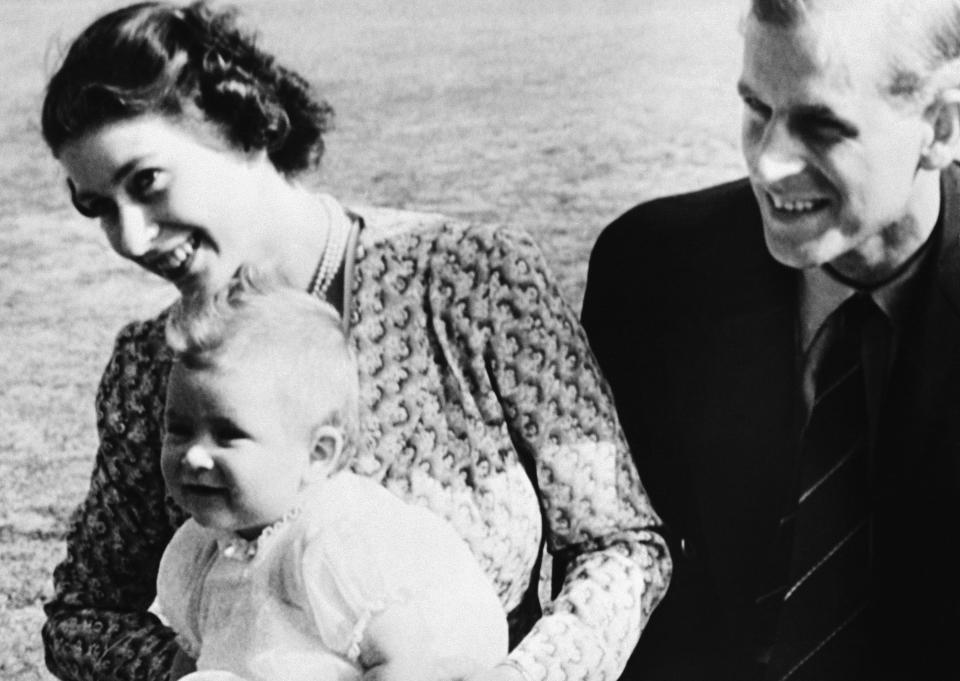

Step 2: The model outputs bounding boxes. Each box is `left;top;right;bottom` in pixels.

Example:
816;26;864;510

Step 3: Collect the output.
738;12;935;274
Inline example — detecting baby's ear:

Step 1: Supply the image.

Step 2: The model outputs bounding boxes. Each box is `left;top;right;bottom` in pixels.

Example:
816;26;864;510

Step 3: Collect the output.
309;424;344;467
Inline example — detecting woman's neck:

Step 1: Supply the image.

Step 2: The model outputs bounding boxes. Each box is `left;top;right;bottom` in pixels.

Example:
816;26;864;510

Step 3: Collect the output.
257;176;334;292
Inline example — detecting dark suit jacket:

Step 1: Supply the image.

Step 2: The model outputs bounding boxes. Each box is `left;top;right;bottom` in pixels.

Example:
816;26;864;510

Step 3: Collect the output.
582;167;960;681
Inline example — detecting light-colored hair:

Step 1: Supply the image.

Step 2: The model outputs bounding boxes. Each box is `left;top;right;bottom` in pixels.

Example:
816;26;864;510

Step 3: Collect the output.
166;265;359;449
750;0;960;101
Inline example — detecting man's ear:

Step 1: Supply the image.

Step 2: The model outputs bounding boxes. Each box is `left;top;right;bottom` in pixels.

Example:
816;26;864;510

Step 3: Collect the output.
921;88;960;170
305;425;344;481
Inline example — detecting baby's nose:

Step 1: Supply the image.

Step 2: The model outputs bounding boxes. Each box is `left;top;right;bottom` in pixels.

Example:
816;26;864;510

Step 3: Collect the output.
183;444;215;471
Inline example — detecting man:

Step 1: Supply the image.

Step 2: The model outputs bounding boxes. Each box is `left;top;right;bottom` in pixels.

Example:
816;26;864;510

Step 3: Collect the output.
582;1;960;679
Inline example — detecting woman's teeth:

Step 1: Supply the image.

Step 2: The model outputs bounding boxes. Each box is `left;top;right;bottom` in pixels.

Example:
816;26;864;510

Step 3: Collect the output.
156;238;197;276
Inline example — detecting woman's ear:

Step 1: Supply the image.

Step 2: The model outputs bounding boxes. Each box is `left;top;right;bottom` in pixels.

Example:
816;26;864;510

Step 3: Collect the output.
921;88;960;171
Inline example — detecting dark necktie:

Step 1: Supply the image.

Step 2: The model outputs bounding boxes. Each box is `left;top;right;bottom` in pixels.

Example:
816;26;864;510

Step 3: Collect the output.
767;294;885;681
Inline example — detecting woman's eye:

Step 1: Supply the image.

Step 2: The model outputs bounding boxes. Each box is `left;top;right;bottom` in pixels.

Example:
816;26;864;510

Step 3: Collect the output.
128;168;166;200
68;181;114;219
72;196;114;219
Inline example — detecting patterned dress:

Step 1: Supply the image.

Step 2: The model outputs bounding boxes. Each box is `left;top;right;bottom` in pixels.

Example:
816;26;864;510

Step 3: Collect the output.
42;207;672;681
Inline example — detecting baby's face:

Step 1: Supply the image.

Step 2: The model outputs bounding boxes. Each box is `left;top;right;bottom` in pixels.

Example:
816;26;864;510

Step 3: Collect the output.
161;361;317;539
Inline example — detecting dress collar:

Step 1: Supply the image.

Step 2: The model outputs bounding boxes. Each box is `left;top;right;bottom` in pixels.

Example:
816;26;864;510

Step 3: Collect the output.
216;505;303;562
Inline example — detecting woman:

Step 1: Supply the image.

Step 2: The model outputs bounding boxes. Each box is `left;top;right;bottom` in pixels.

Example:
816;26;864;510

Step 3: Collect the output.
40;3;671;680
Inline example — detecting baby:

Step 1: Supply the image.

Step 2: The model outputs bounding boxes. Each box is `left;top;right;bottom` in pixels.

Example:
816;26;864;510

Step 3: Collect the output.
154;268;507;681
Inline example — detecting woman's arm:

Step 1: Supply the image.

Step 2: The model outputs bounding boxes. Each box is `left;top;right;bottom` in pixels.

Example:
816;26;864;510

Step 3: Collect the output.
445;225;672;681
42;318;183;681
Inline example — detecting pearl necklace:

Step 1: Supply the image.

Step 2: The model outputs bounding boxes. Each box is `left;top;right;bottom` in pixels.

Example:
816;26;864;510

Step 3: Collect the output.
307;195;352;301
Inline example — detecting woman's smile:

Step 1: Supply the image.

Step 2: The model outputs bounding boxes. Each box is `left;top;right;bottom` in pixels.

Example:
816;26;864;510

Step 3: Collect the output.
59;114;278;297
140;232;203;283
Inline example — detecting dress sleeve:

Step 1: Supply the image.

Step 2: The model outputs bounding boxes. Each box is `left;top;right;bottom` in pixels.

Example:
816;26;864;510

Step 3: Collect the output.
433;225;672;681
42;317;185;681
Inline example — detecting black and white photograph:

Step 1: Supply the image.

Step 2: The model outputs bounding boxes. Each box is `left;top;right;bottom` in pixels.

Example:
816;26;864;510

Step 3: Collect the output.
3;1;958;680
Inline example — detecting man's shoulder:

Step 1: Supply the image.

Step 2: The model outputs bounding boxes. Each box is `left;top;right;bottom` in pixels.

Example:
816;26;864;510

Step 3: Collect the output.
599;177;757;249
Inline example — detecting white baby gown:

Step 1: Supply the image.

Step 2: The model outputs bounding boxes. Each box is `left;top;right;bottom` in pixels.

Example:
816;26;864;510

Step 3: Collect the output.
155;472;508;681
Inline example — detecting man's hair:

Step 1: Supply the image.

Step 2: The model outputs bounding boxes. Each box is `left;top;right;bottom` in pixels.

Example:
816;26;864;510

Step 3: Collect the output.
166;266;359;448
750;0;960;101
42;1;333;173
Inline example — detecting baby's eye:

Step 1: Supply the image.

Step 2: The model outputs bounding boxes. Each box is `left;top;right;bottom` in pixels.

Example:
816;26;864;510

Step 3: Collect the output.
164;420;191;440
207;419;249;446
214;429;248;447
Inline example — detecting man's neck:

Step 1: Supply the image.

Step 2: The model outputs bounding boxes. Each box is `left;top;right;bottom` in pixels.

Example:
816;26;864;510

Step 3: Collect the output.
829;173;941;286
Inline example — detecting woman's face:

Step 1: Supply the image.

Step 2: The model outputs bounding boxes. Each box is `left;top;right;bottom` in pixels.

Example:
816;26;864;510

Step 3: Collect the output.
59;114;280;298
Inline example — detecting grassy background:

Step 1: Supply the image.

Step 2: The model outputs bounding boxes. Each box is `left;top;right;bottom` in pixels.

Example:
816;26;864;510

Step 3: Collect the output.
0;1;746;678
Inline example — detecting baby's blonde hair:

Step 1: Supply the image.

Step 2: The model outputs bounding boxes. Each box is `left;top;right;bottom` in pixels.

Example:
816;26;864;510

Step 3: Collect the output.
166;265;359;453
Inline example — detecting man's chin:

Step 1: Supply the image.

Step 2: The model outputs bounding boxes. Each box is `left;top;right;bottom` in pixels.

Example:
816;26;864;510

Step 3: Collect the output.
762;224;848;271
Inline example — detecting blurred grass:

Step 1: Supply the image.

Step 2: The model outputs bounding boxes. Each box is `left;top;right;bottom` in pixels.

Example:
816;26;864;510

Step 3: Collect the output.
0;0;746;678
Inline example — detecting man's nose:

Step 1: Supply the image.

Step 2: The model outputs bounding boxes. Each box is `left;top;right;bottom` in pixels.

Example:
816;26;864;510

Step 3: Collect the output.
183;444;215;471
104;203;158;258
752;120;806;184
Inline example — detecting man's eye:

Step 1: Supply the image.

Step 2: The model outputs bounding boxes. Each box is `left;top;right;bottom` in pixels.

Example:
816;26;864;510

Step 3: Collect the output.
803;120;851;143
743;96;772;120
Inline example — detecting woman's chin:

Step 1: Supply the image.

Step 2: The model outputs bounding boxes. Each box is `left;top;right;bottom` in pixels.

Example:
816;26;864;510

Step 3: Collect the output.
170;261;228;299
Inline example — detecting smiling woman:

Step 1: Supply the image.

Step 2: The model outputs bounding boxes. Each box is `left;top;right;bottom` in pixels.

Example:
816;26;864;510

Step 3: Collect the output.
39;2;671;681
58;115;301;298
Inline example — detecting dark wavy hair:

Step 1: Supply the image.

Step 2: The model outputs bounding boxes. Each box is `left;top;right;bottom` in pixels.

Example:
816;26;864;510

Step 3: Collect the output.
42;1;334;175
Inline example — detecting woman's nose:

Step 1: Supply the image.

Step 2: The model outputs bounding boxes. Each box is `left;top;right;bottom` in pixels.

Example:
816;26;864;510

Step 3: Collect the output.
183;444;215;471
104;203;159;258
